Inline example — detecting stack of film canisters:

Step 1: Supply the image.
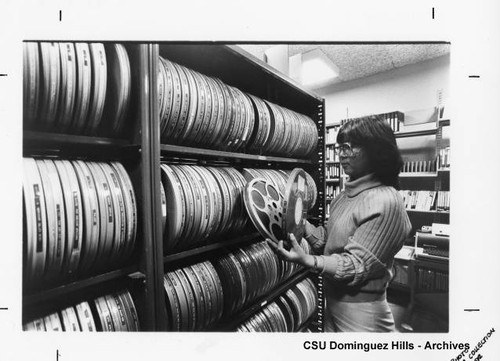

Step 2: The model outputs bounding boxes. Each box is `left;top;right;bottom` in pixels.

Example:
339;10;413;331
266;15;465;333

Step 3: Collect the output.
23;157;137;284
212;239;310;319
160;164;317;254
161;240;310;331
160;164;249;253
23;289;140;331
164;260;224;331
236;277;317;332
23;42;131;136
158;57;318;157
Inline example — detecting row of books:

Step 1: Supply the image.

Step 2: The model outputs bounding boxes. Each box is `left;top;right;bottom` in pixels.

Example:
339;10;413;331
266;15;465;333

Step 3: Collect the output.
417;268;448;292
325;125;341;144
340;111;404;133
326;164;341;179
326;184;341;199
382;111;404;133
401;159;438;173
325;147;339;162
439;146;451;169
399;190;450;212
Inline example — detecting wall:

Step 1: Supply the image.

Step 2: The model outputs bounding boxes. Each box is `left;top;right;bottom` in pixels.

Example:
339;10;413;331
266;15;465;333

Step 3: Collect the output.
319;54;450;164
317;54;450;125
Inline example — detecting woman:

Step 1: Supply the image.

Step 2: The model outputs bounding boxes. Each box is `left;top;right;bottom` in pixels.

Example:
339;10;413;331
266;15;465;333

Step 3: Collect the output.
271;115;411;332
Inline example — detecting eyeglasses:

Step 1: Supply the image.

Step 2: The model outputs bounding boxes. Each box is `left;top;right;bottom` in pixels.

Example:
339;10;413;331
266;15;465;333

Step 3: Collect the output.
333;142;361;157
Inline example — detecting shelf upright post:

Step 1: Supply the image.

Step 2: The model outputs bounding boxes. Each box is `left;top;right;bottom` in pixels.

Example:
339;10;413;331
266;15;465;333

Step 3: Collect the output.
149;43;170;330
317;101;326;227
315;99;326;333
136;43;168;330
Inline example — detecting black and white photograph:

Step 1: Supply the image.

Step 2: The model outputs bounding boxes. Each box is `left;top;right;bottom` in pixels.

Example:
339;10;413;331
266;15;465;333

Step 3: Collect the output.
0;1;499;360
21;42;451;333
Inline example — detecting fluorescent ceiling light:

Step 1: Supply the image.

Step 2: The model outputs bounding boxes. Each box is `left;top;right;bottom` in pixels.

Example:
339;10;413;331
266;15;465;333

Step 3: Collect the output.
300;49;339;88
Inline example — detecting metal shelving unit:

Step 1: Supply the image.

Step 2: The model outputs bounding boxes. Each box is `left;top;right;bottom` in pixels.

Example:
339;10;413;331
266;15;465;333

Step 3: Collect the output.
22;43;326;333
22;43;161;330
390;119;450;324
160;144;314;164
153;44;326;332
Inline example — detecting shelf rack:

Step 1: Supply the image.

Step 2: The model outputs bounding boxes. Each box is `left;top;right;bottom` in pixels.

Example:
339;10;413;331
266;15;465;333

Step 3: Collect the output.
153;44;326;331
160;144;314;165
22;43;326;332
24;131;130;148
400;172;439;178
395;128;438;138
22;43;161;330
406;209;450;214
23;265;140;308
163;233;261;268
213;269;311;331
390;117;450;325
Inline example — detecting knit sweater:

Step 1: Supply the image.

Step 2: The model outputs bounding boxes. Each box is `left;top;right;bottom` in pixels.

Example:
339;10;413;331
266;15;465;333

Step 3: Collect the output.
305;173;411;302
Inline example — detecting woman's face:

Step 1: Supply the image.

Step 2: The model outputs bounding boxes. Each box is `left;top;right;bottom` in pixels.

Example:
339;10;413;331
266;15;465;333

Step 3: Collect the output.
337;142;372;181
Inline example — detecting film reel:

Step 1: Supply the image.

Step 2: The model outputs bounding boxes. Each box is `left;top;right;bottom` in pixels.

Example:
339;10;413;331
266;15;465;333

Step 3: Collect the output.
23;157;48;282
57;42;77;131
93;289;139;332
101;43;131;136
75;301;97;331
73;43;92;133
44;312;63;331
243;177;285;243
23;42;41;127
39;42;61;129
283;168;310;244
85;43;107;134
60;306;81;331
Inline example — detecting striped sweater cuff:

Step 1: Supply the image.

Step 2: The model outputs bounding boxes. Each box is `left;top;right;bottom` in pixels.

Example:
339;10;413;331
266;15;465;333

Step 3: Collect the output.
321;254;340;276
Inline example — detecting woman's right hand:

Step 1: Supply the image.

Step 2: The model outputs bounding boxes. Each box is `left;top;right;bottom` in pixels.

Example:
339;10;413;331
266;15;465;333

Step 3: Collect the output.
267;233;315;269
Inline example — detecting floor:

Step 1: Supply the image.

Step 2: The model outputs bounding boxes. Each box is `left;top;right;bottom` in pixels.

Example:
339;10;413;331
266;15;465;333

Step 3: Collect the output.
388;288;449;333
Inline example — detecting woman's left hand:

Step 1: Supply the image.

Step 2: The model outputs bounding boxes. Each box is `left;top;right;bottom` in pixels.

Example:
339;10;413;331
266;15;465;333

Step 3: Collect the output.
267;233;314;268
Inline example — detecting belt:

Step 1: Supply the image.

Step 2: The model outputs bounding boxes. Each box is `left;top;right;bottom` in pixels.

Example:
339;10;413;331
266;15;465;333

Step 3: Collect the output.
330;290;387;303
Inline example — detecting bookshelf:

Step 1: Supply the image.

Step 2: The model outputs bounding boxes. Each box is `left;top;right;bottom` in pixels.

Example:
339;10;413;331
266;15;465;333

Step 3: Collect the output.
391;118;450;332
22;43;159;329
398;119;450;236
324;123;342;221
324;111;406;220
325;112;450;302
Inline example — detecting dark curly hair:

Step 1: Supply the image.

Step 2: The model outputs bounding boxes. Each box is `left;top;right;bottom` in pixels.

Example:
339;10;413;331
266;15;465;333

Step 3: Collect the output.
337;115;403;189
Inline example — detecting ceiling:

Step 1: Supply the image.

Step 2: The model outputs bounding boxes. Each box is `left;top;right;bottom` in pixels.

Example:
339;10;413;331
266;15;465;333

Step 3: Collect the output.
237;43;450;88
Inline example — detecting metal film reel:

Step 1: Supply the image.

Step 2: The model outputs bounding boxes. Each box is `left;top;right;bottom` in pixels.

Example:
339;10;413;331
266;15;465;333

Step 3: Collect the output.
244;177;285;244
283;168;310;244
